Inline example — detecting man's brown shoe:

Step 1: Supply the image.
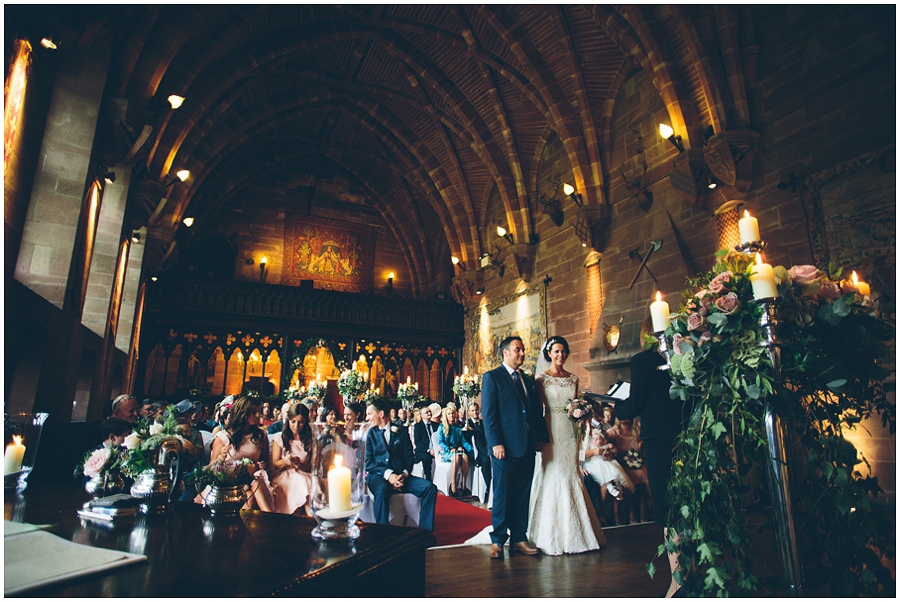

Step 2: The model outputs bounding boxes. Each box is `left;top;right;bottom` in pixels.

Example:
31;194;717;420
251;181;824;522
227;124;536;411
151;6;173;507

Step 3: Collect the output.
489;544;504;559
510;541;541;555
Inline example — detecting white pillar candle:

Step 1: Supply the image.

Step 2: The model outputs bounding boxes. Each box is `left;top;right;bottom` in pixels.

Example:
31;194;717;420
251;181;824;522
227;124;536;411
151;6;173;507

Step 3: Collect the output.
750;253;779;300
4;435;25;474
852;271;871;296
649;291;671;333
738;210;760;244
327;454;352;511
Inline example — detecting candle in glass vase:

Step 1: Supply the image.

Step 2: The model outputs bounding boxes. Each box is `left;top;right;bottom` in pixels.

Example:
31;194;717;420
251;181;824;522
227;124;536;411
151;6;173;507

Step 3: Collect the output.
738;210;760;244
4;435;25;474
852;271;871;296
750;253;779;300
649;291;671;333
327;454;352;511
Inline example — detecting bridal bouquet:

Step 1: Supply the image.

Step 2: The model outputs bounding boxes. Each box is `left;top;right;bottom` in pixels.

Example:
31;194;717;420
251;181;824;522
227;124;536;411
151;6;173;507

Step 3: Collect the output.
565;397;594;437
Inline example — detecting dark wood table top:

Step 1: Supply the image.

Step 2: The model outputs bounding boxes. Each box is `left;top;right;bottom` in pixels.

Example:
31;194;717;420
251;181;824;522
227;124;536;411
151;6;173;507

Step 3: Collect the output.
5;482;435;597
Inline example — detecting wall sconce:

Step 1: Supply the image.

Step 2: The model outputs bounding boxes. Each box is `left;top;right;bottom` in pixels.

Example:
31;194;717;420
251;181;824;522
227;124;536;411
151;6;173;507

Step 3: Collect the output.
96;166;116;184
602;317;624;353
387;271;395;294
707;174;718;189
131;231;141;243
150;276;158;282
451;255;466;271
167;95;185;109
659;123;685;153
562;182;584;208
40;36;58;50
475;285;485;295
259;256;268;283
182;216;194;228
496;225;514;245
163;170;191;187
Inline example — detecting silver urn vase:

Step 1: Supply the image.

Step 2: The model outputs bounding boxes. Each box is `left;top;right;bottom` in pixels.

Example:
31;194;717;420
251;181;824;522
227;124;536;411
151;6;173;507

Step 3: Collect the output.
85;472;125;498
202;484;246;516
130;438;183;514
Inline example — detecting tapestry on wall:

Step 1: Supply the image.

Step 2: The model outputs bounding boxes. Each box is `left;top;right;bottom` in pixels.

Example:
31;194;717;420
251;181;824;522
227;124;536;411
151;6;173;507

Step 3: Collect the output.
469;283;547;376
282;213;375;292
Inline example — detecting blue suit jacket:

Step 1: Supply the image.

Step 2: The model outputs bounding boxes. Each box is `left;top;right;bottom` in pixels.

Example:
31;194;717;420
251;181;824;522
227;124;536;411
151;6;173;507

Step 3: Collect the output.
482;364;549;458
365;425;415;480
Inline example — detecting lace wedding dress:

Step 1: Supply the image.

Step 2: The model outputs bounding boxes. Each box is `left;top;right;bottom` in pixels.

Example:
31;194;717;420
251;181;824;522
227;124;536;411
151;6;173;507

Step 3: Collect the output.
527;373;606;555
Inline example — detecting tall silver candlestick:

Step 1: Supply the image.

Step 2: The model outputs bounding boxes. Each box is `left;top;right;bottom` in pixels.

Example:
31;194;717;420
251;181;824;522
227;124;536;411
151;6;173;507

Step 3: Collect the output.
756;297;803;597
655;331;671;371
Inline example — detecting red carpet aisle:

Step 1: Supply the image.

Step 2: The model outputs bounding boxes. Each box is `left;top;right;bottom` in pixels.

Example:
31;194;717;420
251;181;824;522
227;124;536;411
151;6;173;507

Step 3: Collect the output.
430;494;492;547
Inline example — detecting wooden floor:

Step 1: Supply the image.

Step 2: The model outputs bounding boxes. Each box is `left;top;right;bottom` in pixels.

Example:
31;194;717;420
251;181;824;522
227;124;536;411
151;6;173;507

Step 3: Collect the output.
425;522;671;598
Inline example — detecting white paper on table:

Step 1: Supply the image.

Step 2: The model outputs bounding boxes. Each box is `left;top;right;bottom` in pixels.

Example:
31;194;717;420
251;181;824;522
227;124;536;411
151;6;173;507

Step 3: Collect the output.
606;381;631;400
4;521;147;595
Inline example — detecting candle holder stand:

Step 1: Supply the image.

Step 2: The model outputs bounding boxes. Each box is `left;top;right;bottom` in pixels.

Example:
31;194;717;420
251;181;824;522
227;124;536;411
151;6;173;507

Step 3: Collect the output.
755;297;804;597
4;412;49;493
735;240;767;255
309;421;368;541
654;331;672;371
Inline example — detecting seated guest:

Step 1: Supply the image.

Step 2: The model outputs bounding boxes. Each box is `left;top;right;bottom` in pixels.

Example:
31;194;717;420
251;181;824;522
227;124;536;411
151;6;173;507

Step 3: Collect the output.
397;407;410;427
268;402;292;435
438;406;473;497
600;404;616;435
139;398;156;420
365;397;437;531
153;400;172;423
100;417;133;449
208;395;274;511
270;403;313;515
260;400;276;428
466;402;491;501
110;394;139;423
413;404;436;481
606;417;652;523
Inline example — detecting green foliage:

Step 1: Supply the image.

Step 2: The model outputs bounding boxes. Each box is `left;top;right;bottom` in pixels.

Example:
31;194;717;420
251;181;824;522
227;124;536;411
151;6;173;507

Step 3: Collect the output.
658;251;895;596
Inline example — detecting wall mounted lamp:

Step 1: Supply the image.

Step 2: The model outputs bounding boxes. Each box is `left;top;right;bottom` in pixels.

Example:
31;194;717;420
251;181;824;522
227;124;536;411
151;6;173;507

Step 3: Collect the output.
259;256;268;283
40;36;58;50
96;166;116;184
387;271;395;295
707;174;718;190
659;123;685;153
150;276;158;282
182;216;194;228
474;286;485;295
562;182;584;207
451;255;466;271
167;95;185;109
163;170;190;187
131;231;141;243
496;225;514;245
480;251;505;277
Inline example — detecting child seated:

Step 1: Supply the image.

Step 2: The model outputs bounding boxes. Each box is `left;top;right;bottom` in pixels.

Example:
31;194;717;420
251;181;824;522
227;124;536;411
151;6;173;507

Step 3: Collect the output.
582;427;633;500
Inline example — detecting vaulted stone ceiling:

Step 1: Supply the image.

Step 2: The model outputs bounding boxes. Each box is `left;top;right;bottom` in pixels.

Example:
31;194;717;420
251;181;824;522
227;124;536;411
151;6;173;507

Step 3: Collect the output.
14;5;755;297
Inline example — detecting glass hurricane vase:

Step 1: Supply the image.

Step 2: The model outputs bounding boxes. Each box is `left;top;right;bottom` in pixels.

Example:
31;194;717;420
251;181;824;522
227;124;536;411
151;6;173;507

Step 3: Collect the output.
4;412;49;493
309;421;368;541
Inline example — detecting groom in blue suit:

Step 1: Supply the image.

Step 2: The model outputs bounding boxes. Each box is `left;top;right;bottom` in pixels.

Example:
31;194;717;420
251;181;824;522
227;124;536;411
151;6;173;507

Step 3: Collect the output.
482;335;550;559
365;397;438;531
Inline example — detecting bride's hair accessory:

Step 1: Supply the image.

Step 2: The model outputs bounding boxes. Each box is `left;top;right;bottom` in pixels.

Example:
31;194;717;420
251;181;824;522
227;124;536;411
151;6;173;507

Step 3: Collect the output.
542;335;570;360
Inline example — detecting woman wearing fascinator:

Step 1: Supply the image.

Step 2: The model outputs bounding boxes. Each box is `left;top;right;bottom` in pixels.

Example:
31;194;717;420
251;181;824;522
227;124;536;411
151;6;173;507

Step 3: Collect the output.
527;335;607;555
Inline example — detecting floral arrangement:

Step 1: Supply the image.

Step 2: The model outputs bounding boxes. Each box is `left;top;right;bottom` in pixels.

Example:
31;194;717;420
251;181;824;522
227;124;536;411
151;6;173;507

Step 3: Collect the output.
290;338;336;374
362;388;381;404
653;250;894;596
281;383;306;402
624;449;643;470
76;443;129;481
120;409;192;479
396;381;421;411
337;367;368;400
305;379;328;402
452;372;481;399
186;457;255;489
565;397;595;437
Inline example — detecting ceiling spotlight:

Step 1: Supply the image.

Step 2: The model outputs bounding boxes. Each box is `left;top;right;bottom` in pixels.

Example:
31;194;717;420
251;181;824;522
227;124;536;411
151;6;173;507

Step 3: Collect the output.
182;217;194;228
167;95;185;109
659;123;685;153
40;37;58;50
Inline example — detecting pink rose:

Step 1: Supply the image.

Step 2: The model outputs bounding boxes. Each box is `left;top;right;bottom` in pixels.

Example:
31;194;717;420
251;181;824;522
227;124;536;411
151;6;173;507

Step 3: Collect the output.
83;447;111;477
819;280;841;300
573;409;583;418
687;312;708;331
708;271;734;294
697;290;716;311
789;265;821;286
714;292;742;315
698;331;713;346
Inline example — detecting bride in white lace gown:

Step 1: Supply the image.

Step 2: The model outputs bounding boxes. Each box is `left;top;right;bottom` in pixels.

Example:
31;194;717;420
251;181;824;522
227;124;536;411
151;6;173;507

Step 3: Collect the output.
527;336;606;555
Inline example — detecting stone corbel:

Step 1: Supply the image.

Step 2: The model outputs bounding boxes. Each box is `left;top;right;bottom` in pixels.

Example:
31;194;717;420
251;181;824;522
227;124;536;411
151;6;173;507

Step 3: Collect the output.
510;243;536;282
450;271;484;305
575;205;611;251
704;130;760;193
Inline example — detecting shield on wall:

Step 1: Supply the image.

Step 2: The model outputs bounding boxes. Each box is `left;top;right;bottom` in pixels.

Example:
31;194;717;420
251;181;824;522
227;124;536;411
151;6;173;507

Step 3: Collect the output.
704;135;736;186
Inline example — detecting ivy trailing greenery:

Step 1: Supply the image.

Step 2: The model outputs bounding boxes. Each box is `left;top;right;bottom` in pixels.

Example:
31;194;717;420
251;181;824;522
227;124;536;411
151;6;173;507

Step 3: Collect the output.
651;250;895;596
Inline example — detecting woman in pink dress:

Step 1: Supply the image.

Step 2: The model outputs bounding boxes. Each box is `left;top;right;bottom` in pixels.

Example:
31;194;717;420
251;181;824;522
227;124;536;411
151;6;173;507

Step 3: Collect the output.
270;403;313;515
209;395;274;511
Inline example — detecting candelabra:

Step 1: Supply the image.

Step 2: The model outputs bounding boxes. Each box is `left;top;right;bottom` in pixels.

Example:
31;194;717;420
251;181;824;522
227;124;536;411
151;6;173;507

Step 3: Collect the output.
654;331;672;371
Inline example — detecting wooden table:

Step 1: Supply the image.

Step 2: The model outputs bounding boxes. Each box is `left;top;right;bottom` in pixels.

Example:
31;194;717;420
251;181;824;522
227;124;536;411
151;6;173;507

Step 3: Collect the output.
5;483;435;597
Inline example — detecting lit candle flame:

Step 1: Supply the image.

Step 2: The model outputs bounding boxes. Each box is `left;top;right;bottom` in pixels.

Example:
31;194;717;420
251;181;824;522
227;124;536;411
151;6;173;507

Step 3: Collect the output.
655;290;662;302
852;271;859;284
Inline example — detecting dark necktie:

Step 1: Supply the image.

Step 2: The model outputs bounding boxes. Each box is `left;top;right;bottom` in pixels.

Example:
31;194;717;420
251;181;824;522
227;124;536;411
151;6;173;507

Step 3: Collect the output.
511;370;520;385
